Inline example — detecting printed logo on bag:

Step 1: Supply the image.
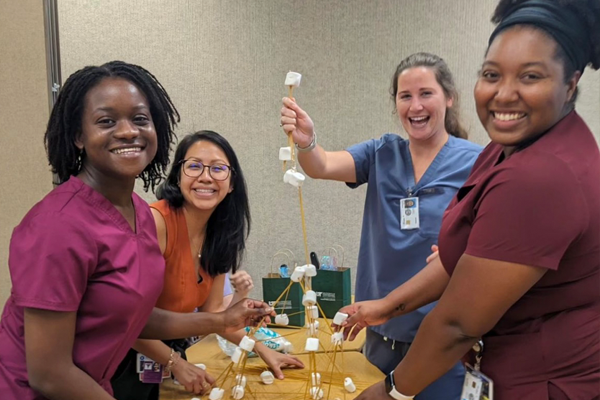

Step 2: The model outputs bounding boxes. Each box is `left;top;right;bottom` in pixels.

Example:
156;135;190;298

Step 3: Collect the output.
316;292;336;301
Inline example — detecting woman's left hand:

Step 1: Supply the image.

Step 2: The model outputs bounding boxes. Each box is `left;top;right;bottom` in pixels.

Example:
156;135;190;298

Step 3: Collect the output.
257;346;305;379
353;380;389;399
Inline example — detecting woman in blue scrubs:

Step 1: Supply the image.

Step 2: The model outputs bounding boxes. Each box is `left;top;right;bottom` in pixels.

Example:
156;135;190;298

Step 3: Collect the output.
280;52;482;400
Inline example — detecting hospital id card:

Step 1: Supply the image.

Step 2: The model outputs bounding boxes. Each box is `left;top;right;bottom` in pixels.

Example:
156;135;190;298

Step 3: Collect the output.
400;197;419;230
461;364;493;400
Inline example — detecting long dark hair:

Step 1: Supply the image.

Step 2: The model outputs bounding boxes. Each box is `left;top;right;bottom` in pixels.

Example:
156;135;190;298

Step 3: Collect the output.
44;61;179;192
157;131;250;277
390;52;468;139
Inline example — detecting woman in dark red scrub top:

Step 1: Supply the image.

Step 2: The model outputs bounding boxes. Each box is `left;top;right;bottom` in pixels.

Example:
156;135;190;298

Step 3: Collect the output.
337;1;600;399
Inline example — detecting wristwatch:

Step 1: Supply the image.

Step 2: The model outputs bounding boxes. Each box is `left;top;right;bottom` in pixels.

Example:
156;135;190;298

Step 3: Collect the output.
384;370;415;400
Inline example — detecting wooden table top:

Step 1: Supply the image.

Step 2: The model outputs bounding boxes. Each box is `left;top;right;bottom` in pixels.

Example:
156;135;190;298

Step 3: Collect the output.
160;348;383;400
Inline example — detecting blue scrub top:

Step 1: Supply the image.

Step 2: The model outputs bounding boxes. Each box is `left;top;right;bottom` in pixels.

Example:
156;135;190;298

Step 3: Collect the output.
347;133;482;342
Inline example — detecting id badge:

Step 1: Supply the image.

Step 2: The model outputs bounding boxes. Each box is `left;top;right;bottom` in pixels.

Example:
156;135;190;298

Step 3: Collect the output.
140;360;164;384
400;197;419;230
461;364;494;400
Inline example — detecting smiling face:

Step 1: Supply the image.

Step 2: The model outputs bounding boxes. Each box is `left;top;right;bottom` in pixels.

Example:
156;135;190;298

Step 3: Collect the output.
75;77;157;182
179;140;233;212
396;66;453;142
474;26;578;149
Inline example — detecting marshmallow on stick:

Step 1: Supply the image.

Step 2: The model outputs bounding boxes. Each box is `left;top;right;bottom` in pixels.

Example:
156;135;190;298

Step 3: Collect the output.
283;71;302;169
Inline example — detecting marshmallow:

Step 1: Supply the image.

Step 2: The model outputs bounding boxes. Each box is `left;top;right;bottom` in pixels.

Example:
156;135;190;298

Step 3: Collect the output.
306;321;319;336
309;386;324;400
344;377;356;393
283;169;306;187
191;398;200;400
209;388;225;400
195;363;206;370
236;374;247;388
302;290;317;306
231;385;245;399
231;347;243;364
290;265;306;282
307;305;319;319
331;331;344;346
333;312;349;326
304;264;317;277
275;313;289;326
260;371;275;385
305;337;320;352
283;341;294;353
279;146;292;161
311;372;321;386
239;336;255;352
284;71;302;87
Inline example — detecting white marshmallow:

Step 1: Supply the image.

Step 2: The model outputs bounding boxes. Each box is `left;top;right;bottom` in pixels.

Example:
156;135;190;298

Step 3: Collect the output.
283;341;294;353
231;347;243;364
191;398;200;400
279;146;292;161
236;374;247;388
333;312;349;326
306;321;318;336
304;264;317;277
290;265;306;282
311;372;321;386
275;313;289;326
260;371;275;385
231;385;245;400
309;386;324;400
284;71;302;87
307;305;319;319
283;169;306;187
239;336;255;352
305;337;320;352
331;331;344;346
195;363;206;370
302;290;317;306
344;377;356;393
209;387;225;400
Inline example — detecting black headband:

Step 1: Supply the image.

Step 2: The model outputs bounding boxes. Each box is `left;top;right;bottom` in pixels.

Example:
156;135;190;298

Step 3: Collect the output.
489;0;591;73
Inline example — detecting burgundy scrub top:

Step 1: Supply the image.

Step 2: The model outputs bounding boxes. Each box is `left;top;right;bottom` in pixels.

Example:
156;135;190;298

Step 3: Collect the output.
439;112;600;399
0;176;165;399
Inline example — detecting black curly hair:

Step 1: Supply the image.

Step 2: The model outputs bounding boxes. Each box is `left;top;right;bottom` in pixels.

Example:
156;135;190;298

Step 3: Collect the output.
44;61;179;192
490;0;600;102
156;131;251;277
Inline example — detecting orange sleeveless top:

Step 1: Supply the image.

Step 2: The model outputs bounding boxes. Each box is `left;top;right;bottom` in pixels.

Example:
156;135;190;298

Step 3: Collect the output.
150;199;214;313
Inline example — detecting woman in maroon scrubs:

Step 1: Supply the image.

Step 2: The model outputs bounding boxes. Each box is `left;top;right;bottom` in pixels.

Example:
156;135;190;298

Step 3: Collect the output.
339;1;600;399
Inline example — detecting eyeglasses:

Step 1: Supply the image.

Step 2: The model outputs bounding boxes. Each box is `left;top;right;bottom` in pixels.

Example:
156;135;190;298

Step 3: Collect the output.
180;159;232;181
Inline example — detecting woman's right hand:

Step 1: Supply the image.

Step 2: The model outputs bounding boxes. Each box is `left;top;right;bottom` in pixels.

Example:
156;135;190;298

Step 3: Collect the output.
221;299;275;333
280;97;315;148
333;299;393;341
171;359;216;395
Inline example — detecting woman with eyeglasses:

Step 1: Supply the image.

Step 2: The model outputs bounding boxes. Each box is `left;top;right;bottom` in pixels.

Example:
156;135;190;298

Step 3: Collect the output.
111;131;304;400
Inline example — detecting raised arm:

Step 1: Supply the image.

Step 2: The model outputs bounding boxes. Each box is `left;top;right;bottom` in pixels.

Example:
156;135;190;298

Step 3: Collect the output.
280;97;356;182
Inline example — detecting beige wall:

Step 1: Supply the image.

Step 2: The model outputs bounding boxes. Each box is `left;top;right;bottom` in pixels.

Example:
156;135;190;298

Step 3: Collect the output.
52;0;600;298
0;0;53;305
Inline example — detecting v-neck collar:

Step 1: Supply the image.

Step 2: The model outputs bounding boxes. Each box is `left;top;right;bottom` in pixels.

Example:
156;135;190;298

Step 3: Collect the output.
402;136;452;193
71;176;140;236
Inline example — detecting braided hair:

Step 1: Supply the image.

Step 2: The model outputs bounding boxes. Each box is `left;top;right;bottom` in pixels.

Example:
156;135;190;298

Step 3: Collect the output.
44;61;179;192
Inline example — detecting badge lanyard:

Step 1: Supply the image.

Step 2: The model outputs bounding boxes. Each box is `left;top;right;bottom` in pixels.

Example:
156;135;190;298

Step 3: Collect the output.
461;340;494;400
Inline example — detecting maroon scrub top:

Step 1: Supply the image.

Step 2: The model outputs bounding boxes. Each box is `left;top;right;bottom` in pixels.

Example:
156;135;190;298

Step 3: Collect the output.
439;112;600;399
0;176;165;399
